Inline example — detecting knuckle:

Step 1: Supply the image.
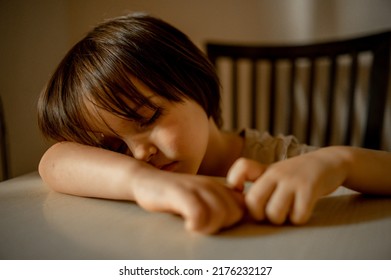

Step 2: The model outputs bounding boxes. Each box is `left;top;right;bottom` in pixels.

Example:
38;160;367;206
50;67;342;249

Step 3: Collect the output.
229;208;244;225
246;200;264;221
245;192;259;208
186;199;206;222
290;212;309;225
234;157;252;170
266;205;285;225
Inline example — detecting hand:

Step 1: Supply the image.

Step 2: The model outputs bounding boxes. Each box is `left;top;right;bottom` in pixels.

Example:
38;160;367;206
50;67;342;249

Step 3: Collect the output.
132;170;245;234
227;148;349;225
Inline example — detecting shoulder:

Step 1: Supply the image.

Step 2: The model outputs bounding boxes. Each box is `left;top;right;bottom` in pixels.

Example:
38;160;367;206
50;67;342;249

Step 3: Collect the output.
240;128;317;164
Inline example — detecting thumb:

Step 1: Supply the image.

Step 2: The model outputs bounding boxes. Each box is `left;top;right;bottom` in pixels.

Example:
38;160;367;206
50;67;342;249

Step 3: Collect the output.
227;158;268;190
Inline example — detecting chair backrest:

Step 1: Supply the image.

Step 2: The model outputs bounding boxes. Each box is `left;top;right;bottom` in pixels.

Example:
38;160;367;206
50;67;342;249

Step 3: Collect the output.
207;31;391;149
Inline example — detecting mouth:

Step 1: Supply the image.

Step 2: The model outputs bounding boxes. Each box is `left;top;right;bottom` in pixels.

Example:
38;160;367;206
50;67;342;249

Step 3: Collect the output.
159;161;179;172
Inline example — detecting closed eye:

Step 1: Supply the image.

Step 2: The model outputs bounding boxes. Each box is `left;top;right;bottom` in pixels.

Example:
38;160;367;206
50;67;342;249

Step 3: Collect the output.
114;141;130;154
139;108;162;128
101;137;130;155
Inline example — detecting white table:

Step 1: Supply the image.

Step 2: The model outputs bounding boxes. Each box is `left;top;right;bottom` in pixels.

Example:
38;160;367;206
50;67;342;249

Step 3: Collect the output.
1;172;390;259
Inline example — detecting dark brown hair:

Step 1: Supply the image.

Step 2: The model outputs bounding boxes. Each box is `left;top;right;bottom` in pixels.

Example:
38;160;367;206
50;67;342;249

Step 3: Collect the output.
38;13;221;147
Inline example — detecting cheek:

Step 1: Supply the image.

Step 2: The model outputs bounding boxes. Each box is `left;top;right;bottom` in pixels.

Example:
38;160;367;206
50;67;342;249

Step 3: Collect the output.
154;116;209;159
158;126;205;156
176;111;209;153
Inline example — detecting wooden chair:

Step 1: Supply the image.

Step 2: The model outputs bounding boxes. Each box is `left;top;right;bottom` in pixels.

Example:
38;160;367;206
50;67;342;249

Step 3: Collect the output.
206;31;391;149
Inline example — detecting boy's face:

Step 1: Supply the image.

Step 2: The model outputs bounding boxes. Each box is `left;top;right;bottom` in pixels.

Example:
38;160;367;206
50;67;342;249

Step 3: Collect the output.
88;79;211;175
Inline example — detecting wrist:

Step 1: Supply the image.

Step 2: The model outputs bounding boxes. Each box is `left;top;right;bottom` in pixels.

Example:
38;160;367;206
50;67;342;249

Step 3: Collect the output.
127;161;165;202
110;156;155;201
322;146;354;185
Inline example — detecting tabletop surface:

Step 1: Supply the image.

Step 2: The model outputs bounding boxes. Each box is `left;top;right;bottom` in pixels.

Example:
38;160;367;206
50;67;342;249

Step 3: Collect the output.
1;172;390;260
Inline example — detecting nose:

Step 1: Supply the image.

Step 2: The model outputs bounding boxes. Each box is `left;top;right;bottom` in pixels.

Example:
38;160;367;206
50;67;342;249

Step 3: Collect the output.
131;142;158;162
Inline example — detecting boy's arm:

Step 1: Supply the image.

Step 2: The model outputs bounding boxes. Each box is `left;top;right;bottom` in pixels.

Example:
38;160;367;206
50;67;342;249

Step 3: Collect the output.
39;141;245;234
39;141;150;201
334;146;391;195
227;146;391;225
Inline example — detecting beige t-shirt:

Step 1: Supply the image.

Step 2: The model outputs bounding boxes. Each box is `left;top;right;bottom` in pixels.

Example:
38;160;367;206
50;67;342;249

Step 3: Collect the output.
240;128;317;164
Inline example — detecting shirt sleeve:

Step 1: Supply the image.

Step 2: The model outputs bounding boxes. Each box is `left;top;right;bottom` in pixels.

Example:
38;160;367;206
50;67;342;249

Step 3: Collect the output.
240;129;317;164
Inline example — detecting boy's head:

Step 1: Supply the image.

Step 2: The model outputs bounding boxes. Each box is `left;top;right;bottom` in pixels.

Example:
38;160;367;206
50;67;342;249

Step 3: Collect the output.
38;13;222;147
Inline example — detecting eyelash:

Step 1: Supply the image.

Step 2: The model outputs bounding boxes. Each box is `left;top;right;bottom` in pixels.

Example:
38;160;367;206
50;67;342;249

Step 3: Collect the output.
101;139;127;154
139;109;162;128
115;142;130;154
99;108;163;154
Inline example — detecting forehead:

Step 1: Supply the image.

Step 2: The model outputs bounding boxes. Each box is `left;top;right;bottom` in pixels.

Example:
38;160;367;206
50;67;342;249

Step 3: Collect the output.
83;78;162;134
86;75;157;116
87;99;157;133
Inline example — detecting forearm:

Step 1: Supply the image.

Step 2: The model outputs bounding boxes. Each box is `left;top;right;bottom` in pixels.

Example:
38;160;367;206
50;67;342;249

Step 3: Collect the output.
38;142;245;234
38;142;154;200
328;146;391;195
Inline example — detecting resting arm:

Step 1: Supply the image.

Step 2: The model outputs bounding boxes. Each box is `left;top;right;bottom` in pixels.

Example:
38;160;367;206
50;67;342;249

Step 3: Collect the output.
338;146;391;195
38;141;245;234
227;146;391;225
38;141;153;200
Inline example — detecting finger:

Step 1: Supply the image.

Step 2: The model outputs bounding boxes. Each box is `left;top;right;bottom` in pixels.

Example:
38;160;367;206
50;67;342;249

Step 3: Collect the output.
135;176;240;234
231;189;246;209
169;181;230;234
227;158;268;190
197;192;226;234
219;189;245;228
137;189;209;232
197;186;244;234
245;176;277;221
183;193;210;232
290;189;318;225
265;184;295;225
153;186;210;232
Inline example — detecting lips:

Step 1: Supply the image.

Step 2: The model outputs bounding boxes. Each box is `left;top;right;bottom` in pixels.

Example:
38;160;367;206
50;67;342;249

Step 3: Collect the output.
158;161;178;172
